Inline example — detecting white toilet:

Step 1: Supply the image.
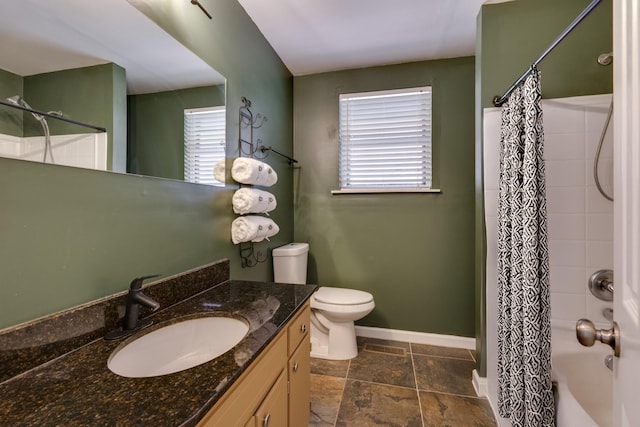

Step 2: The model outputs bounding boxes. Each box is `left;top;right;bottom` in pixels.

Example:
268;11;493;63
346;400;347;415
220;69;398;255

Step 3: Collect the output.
272;243;375;360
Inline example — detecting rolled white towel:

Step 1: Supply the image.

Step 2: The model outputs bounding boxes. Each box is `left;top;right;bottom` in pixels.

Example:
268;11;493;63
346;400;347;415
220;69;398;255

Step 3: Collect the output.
232;188;277;215
213;159;226;183
231;158;278;187
231;216;280;244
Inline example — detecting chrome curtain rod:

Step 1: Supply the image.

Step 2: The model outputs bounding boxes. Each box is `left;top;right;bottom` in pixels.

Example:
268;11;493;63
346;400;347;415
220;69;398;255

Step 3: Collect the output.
0;99;107;133
492;0;603;107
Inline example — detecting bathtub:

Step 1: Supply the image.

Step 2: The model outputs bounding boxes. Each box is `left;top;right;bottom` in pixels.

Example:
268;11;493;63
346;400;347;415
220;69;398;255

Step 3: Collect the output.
551;321;612;427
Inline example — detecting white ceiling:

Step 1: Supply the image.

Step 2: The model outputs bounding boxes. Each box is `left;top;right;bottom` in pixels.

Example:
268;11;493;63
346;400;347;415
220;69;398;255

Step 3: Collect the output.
2;0;509;94
0;0;224;95
238;0;499;76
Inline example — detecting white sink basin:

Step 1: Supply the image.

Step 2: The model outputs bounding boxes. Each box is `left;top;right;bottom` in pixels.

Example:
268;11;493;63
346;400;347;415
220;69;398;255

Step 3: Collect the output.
107;316;249;378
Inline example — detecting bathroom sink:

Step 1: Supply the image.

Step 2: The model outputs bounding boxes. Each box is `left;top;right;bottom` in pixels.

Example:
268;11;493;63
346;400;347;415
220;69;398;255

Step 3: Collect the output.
107;316;249;378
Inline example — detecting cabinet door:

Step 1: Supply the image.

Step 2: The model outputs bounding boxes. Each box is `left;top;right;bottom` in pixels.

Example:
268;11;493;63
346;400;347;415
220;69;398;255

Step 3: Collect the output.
254;370;288;427
287;304;310;355
288;337;311;427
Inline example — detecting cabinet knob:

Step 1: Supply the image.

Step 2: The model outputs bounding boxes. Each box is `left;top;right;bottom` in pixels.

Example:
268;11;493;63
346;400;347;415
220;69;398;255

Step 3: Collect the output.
293;362;299;372
263;413;270;427
300;324;307;333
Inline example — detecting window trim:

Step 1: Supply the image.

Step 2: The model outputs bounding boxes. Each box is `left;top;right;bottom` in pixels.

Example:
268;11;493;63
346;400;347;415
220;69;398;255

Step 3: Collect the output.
331;188;441;195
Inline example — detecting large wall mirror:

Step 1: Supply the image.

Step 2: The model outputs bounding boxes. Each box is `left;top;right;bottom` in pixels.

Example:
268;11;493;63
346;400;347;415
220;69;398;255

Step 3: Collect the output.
0;0;226;185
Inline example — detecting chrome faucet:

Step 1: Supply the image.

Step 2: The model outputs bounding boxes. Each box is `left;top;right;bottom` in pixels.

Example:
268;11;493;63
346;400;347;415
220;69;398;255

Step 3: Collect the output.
105;275;160;340
588;269;613;301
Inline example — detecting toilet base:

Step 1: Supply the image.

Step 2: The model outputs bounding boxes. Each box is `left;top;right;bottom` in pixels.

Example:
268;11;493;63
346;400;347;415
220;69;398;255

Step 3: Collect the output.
310;318;359;360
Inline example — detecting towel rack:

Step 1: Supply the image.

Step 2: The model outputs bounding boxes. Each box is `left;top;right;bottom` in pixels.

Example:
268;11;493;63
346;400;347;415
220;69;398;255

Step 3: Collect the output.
236;97;269;268
238;96;267;158
238;96;298;165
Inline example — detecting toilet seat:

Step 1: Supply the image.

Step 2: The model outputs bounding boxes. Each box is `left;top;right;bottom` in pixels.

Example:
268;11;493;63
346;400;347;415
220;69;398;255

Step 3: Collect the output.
313;287;374;305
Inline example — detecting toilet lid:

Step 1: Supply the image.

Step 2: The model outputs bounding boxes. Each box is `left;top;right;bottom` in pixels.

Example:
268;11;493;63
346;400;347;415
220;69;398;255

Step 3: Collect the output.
313;287;374;305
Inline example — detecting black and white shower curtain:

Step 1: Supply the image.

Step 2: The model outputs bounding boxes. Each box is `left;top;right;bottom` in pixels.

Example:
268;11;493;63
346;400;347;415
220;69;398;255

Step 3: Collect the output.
497;67;555;427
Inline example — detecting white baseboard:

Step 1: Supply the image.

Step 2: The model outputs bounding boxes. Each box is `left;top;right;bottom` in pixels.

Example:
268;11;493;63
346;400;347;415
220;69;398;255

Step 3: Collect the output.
472;369;488;397
482;379;512;427
354;326;476;350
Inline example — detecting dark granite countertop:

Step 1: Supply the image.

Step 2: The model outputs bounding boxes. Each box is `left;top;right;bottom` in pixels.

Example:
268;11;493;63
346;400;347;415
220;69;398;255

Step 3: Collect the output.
0;279;316;427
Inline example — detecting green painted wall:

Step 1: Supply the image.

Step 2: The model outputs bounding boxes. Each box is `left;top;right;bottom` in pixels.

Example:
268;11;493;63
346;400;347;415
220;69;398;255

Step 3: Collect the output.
127;84;225;180
0;0;293;330
480;0;612;108
23;64;118;137
475;0;613;374
111;65;128;173
293;57;476;337
0;69;23;136
474;9;487;377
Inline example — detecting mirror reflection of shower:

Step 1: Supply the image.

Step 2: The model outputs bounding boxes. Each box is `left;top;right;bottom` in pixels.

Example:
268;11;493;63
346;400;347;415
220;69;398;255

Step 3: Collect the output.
595;52;614;202
4;96;62;164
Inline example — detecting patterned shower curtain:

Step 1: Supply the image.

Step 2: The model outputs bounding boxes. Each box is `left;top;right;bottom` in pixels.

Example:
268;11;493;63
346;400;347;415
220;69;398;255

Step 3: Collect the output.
496;67;555;427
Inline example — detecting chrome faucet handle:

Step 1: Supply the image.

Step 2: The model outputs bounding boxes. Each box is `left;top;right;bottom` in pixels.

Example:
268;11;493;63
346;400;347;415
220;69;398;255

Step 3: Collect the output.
576;318;620;356
588;269;614;301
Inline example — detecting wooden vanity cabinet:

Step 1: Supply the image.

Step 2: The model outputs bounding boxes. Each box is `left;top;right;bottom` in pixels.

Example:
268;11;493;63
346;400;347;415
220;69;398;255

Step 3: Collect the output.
287;305;311;427
197;302;311;427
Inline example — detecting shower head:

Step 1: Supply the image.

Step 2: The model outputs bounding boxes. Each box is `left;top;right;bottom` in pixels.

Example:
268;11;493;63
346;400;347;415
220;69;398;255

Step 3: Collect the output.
4;95;45;121
5;95;21;105
598;52;613;66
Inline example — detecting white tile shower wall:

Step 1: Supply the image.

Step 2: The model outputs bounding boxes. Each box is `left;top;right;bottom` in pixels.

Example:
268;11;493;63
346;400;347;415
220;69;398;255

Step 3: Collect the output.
0;132;107;170
483;95;613;424
485;94;613;323
543;95;614;322
0;134;22;158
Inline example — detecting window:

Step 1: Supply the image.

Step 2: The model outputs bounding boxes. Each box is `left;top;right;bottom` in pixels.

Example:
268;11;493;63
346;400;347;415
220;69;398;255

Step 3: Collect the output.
337;87;434;193
184;106;226;186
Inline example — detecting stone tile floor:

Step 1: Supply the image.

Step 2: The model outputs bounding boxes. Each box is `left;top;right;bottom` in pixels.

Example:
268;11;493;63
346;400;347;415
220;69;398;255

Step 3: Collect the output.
309;337;497;427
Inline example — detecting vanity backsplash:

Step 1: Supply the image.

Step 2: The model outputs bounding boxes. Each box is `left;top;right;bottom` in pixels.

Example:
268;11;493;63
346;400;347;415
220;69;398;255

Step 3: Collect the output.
0;259;230;383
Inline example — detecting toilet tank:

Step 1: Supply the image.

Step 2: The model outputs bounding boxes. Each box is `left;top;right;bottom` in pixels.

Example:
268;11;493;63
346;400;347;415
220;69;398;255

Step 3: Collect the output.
272;243;309;284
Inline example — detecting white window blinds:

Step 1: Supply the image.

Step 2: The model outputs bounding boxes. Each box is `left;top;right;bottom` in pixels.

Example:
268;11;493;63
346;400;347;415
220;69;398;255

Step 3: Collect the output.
338;87;432;192
184;106;226;186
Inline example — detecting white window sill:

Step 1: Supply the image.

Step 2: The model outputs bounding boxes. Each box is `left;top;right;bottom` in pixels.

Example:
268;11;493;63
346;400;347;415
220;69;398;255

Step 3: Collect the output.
331;188;442;195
